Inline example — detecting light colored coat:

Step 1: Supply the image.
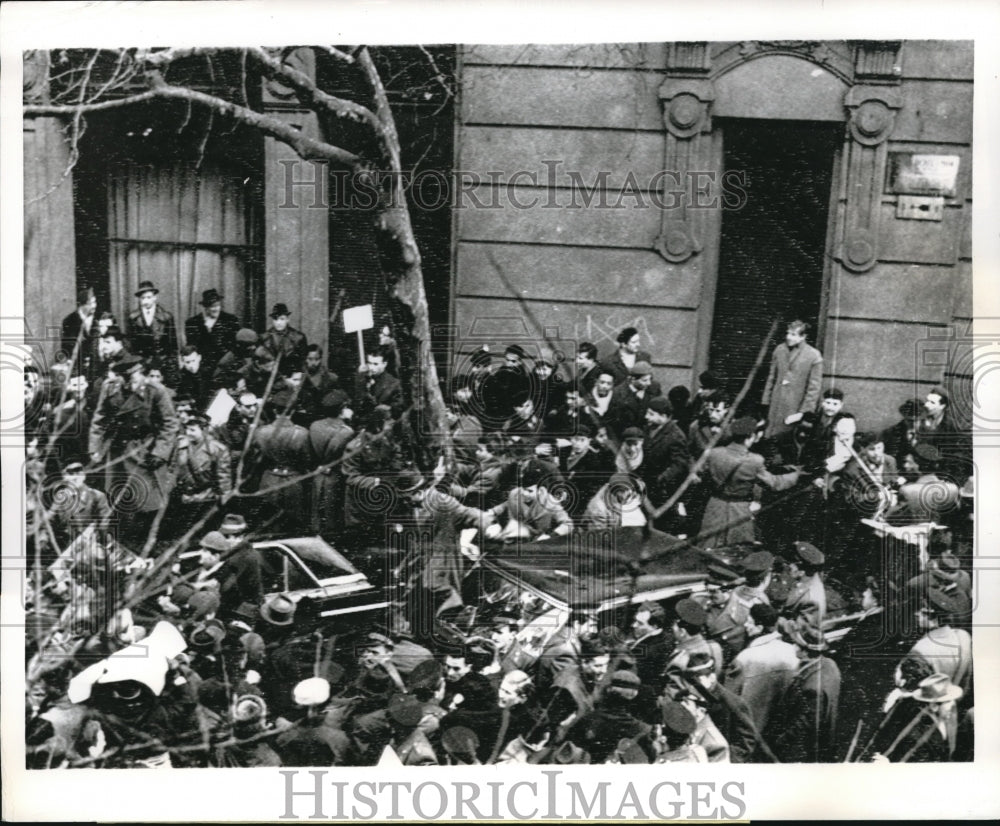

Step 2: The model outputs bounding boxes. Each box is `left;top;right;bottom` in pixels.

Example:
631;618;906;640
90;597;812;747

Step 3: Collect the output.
762;342;823;438
726;631;800;730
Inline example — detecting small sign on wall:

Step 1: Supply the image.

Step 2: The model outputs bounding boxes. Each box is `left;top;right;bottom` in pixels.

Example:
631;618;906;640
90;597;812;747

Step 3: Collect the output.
887;153;960;197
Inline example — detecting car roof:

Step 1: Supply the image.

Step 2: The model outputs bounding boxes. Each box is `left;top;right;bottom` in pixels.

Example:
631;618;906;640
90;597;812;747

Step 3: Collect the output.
253;536;360;576
477;529;711;610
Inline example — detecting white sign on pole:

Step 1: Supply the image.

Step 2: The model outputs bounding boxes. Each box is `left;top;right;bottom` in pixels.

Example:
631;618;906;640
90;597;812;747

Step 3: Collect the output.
343;304;374;333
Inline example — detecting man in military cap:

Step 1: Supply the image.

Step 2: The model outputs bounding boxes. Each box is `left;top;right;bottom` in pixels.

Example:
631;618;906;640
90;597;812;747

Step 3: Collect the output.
259;302;308;377
172;411;232;507
88;355;179;528
307;389;355;539
778;541;827;634
127;281;179;387
39;460;114;567
184;288;240;378
652;700;708;763
699;416;801;547
664;598;724;679
565;669;651;764
705;550;774;659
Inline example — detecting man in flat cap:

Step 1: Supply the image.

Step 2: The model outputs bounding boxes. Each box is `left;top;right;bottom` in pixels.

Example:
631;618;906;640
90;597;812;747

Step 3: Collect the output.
651;700;708;763
259;303;308;377
184;288;241;378
127;281;179;387
761;319;823;439
699;416;800;547
606;360;658;439
88;355;179;528
642;395;691;524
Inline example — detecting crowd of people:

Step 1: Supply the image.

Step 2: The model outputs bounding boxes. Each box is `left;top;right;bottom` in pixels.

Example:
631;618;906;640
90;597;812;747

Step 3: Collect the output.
22;285;974;768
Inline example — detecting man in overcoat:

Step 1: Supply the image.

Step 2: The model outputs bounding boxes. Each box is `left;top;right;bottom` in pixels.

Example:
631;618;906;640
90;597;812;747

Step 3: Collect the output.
761;320;823;438
88;355;179;522
184;288;240;378
127;281;179;387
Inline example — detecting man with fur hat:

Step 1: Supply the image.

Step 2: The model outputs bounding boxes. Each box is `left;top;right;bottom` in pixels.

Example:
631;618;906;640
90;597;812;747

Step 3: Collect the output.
184;288;241;378
128;280;180;387
699;417;800;547
768;625;841;763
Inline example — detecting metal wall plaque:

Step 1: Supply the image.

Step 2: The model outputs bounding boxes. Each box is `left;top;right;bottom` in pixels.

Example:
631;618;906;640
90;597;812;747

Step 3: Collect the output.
887;153;960;197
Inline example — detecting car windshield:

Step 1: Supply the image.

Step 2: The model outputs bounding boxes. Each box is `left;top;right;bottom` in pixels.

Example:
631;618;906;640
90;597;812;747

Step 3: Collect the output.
256;539;359;594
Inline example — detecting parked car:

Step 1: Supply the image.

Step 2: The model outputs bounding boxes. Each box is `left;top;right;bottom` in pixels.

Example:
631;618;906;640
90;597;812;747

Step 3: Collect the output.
255;536;393;631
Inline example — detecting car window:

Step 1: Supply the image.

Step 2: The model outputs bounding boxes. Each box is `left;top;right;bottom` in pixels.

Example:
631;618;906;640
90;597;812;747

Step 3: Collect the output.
258;547;288;594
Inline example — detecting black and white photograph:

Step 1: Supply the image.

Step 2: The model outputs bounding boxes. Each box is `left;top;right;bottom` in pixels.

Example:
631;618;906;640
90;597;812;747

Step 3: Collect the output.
2;1;999;821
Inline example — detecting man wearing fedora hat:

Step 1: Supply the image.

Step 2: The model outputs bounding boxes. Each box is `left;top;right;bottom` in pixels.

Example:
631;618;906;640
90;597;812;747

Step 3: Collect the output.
260;303;308;377
128;281;179;387
768;624;840;763
184;288;240;378
869;672;964;763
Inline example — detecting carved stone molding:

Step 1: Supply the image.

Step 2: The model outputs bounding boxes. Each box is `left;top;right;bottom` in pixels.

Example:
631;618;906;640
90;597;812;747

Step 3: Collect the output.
23;51;51;106
852;40;903;84
655;79;715;262
839;85;903;272
711;40;855;84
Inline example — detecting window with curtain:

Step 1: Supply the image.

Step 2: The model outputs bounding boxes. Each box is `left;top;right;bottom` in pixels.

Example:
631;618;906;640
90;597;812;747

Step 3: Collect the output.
107;157;260;344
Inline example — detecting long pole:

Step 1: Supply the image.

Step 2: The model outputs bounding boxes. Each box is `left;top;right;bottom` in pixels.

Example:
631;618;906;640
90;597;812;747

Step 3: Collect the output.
652;320;780;521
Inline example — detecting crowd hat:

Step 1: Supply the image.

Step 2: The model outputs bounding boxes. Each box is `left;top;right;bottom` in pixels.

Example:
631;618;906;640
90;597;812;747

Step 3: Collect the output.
622;426;645;442
187;590;221;621
629;361;653;377
232;694;267;724
219;513;248;536
109;354;144;375
674;598;706;628
293;677;330;707
786;623;828;653
791;541;825;568
742;550;775;575
199;288;224;306
441;726;479;761
134;280;159;297
199;530;230;552
236;328;259;344
259;593;296;626
610;670;641;689
188;618;227;649
648;397;672;414
912;673;963;704
661;700;697;735
730;417;758;439
393;469;427;495
505;344;528;359
387;693;425;728
270;303;291;318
